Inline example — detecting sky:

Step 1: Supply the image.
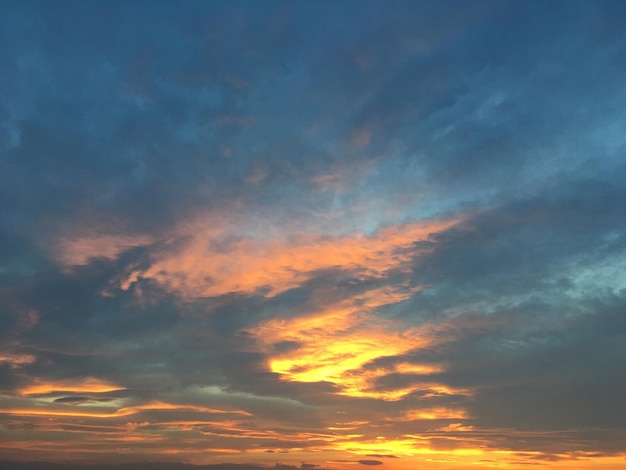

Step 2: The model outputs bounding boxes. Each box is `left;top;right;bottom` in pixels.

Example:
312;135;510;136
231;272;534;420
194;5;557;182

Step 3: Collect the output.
1;1;626;469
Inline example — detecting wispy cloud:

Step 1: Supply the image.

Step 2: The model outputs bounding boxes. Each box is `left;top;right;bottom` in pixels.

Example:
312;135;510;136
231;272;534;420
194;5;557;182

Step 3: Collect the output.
120;216;457;299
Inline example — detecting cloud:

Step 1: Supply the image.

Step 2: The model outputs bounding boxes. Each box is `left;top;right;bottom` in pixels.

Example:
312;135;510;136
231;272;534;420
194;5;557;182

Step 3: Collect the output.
357;461;382;466
119;215;457;299
2;1;626;468
53;396;116;405
54;232;153;267
0;352;36;369
17;377;126;397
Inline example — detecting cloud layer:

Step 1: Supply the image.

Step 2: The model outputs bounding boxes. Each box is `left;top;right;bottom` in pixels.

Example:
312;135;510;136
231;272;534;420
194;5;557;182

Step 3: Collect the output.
2;1;626;469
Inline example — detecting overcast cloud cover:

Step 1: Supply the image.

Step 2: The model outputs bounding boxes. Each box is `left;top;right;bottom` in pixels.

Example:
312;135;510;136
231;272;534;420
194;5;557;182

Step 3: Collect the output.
1;1;626;469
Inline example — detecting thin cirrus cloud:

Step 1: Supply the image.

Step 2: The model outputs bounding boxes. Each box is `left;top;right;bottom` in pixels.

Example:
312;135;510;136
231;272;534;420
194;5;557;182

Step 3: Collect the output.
2;1;626;469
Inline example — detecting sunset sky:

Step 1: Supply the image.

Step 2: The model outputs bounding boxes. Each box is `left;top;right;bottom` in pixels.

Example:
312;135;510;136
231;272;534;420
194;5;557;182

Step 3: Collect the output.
1;1;626;469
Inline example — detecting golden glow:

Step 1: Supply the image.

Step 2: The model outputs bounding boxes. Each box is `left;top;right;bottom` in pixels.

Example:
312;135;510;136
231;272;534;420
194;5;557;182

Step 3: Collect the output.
265;325;430;399
394;363;445;374
270;336;408;383
327;420;369;431
437;422;475;432
250;281;448;400
251;285;475;402
397;407;469;420
19;377;126;396
331;437;422;456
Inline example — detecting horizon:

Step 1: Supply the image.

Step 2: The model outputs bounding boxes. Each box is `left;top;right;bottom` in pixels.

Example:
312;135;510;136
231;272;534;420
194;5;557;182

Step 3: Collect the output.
1;1;626;469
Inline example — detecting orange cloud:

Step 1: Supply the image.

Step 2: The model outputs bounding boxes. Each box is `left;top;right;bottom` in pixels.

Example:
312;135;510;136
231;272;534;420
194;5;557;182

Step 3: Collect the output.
122;217;458;299
3;408;127;419
3;400;253;420
0;352;37;369
118;401;252;417
19;377;126;396
437;423;475;432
